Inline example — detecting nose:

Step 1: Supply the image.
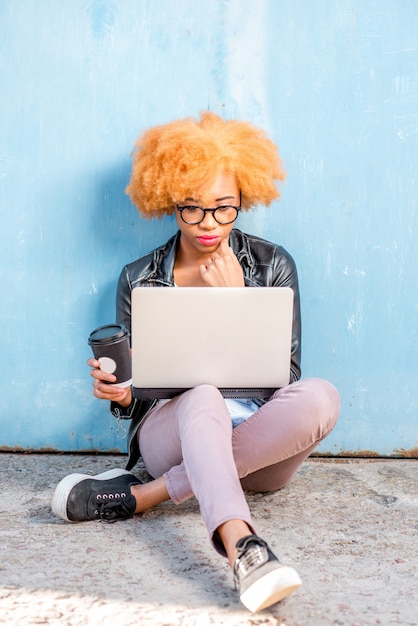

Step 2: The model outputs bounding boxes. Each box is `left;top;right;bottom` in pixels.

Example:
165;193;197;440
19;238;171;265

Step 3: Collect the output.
199;210;218;229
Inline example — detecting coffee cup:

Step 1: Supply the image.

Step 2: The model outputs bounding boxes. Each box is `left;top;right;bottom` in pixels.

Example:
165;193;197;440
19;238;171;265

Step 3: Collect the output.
88;323;132;387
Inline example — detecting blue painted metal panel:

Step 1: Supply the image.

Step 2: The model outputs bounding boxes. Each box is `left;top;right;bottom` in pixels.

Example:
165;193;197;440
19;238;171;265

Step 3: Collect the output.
0;0;417;456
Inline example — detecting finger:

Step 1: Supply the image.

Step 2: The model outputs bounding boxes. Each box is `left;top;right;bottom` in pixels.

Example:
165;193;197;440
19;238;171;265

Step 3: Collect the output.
219;237;231;255
94;386;115;400
90;367;117;383
200;264;213;284
93;379;125;399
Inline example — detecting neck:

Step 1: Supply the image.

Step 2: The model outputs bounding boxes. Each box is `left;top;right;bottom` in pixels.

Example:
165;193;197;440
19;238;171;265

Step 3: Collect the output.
173;234;212;286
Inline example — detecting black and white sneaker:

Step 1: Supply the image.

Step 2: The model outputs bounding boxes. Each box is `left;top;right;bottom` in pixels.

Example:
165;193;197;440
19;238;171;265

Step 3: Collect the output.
233;535;302;613
52;468;141;523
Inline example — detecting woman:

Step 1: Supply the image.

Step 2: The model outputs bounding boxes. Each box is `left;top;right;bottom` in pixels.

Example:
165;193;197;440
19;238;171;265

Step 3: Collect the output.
52;112;340;613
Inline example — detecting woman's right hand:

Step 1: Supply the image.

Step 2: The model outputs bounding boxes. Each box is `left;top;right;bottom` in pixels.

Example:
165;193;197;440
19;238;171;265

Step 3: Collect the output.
87;357;133;408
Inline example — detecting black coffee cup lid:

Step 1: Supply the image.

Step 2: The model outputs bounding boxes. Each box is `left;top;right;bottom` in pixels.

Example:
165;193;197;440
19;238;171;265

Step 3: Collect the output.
88;323;127;344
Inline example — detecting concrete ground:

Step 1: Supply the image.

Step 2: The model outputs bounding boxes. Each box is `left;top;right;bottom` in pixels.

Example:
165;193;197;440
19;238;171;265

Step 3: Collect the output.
0;453;416;626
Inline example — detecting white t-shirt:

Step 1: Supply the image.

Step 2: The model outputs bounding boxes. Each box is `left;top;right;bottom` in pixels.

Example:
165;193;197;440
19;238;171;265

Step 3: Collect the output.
225;398;259;428
157;397;258;428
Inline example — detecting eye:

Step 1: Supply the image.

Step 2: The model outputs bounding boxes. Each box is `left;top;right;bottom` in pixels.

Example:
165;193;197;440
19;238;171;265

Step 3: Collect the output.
182;206;202;214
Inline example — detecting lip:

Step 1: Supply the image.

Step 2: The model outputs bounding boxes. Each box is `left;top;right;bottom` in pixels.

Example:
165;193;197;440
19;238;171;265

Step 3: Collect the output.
197;235;220;246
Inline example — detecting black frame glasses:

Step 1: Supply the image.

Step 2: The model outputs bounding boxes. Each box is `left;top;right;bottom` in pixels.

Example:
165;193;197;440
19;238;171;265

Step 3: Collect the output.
176;192;241;225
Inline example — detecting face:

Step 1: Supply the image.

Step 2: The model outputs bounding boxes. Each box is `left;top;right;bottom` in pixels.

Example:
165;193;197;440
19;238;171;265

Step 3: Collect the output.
174;171;240;258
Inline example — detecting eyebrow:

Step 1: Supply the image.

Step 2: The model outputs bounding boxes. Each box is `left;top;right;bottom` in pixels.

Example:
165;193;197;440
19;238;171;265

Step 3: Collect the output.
184;195;236;203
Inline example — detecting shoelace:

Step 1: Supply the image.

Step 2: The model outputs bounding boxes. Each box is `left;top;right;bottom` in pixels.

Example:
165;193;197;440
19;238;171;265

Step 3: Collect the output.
95;497;134;523
233;541;268;587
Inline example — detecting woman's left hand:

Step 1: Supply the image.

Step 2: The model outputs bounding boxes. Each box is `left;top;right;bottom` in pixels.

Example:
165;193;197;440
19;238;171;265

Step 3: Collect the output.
200;238;245;287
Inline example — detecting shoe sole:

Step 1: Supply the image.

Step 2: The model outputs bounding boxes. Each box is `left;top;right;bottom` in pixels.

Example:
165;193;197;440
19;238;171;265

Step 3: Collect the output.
51;468;133;522
240;566;302;613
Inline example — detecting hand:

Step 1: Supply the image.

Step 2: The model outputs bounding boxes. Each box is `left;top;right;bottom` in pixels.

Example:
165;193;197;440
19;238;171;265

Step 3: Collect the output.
88;357;133;408
200;238;245;287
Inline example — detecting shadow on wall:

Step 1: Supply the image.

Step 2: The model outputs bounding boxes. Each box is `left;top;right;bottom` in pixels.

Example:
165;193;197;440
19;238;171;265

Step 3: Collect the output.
88;158;177;320
93;157;176;260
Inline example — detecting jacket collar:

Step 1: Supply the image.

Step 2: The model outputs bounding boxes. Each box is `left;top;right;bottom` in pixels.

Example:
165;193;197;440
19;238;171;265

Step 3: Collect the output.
230;228;255;274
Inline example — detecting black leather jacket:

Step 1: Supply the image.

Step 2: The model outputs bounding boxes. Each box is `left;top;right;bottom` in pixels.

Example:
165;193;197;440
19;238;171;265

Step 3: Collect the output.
111;228;301;470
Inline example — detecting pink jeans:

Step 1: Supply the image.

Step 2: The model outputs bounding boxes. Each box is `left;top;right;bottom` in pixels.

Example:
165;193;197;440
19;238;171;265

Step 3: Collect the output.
138;378;340;554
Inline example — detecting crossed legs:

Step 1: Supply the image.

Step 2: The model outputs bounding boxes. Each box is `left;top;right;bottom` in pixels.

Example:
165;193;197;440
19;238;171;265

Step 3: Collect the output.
133;378;340;559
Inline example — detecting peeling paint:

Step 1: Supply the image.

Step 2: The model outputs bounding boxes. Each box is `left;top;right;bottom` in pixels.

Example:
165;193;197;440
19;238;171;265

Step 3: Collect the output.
314;448;418;459
0;446;125;455
392;447;418;459
313;450;381;458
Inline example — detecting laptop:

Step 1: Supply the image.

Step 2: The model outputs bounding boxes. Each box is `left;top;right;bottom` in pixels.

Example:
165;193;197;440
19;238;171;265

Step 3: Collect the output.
131;286;293;400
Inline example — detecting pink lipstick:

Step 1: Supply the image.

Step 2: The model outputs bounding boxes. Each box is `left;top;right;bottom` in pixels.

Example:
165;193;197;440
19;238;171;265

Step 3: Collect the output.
197;236;220;246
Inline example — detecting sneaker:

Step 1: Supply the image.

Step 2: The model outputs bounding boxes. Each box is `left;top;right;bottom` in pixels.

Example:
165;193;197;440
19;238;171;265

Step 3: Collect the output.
52;468;141;523
233;535;302;613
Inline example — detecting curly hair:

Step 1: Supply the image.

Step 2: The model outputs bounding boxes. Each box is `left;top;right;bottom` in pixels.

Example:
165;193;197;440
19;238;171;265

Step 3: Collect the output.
126;111;286;219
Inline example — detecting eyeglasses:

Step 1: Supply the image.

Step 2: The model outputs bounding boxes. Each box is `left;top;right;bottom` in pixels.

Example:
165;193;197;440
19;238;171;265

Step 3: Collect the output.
176;192;241;225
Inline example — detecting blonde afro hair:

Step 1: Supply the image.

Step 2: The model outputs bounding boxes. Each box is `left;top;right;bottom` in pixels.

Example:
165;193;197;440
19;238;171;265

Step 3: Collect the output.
126;111;286;218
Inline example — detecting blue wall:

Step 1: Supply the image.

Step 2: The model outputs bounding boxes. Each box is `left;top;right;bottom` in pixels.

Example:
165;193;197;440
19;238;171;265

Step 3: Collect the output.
1;0;417;456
